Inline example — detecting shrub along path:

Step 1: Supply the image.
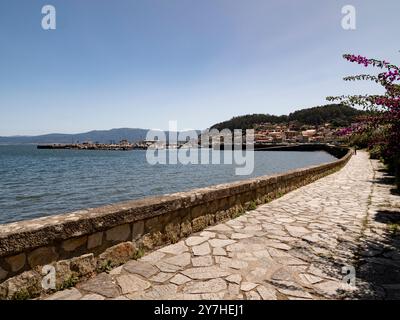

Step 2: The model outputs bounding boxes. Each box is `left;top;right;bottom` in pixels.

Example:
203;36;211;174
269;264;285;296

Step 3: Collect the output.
43;151;400;300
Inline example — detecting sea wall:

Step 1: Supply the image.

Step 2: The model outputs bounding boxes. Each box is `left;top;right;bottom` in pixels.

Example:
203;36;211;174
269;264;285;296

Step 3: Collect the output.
255;143;349;158
0;145;352;299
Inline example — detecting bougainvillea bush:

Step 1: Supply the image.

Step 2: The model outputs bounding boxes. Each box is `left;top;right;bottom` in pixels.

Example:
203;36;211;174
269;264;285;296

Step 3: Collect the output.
327;54;400;188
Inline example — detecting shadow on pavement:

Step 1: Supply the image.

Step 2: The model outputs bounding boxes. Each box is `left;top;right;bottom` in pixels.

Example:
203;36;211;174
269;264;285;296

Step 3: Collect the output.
353;171;400;300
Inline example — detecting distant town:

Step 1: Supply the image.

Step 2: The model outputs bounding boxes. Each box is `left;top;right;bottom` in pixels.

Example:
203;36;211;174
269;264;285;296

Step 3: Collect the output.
253;121;342;145
37;121;347;151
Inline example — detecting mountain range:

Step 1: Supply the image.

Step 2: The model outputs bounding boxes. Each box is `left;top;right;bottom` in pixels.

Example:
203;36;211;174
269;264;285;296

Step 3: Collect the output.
0;128;150;145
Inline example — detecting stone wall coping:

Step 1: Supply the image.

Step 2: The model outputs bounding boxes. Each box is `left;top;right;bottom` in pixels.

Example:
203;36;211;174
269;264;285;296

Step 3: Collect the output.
0;147;352;257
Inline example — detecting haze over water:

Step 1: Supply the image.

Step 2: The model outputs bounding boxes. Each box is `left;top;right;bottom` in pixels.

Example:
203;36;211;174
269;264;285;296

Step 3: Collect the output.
0;145;336;224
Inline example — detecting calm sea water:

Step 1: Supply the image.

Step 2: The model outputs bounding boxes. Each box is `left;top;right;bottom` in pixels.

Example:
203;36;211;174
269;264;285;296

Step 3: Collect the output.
0;145;336;224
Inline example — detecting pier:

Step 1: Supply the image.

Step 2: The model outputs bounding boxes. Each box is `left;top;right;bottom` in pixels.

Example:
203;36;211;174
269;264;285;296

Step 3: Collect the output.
37;140;144;151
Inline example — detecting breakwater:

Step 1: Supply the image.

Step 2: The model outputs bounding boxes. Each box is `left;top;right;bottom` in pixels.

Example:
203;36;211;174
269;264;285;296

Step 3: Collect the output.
37;143;139;151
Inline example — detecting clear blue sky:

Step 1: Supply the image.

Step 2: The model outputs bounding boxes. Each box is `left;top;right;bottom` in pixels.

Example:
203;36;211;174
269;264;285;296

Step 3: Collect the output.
0;0;399;135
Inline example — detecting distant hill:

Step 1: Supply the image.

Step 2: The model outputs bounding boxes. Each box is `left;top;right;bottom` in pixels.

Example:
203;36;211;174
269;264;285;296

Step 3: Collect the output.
287;104;365;127
0;128;202;145
211;104;365;131
0;128;150;145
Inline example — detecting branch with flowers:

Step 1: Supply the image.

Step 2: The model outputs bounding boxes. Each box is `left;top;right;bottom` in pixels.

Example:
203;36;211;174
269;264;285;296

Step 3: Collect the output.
327;54;400;188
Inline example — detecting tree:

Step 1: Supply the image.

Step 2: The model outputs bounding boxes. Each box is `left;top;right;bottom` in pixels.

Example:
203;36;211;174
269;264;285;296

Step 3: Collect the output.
327;54;400;187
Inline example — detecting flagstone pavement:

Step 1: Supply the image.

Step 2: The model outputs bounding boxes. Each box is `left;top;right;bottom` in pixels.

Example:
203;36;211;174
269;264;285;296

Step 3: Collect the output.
44;151;400;300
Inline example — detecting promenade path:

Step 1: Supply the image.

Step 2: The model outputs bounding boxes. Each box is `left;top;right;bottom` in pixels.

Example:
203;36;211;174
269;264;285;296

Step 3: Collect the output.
45;151;400;300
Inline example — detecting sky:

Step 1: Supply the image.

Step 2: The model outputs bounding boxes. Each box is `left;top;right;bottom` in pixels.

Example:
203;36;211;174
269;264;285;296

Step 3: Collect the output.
0;0;399;136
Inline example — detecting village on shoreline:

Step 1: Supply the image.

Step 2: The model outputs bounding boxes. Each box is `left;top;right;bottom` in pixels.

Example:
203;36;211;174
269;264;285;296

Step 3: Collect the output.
36;121;347;151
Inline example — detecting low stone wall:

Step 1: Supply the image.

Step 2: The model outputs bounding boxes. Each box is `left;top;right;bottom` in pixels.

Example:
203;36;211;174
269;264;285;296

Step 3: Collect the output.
255;143;350;158
0;146;352;299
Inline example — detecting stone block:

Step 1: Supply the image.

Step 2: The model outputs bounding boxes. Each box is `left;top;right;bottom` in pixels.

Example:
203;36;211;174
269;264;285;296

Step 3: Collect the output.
87;232;103;249
180;220;192;238
28;247;58;268
205;214;215;226
215;210;229;222
3;270;42;300
132;221;144;240
79;273;121;298
123;260;158;278
141;232;163;250
191;205;204;219
0;266;8;282
97;242;136;269
70;253;96;277
0;282;7;299
5;253;26;272
54;260;73;289
144;216;160;233
192;216;207;233
219;197;229;210
228;196;236;207
62;236;87;252
106;224;131;242
165;222;180;243
116;274;151;294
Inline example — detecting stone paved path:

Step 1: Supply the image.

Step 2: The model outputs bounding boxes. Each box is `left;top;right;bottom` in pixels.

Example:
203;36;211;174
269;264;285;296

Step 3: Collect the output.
44;151;400;300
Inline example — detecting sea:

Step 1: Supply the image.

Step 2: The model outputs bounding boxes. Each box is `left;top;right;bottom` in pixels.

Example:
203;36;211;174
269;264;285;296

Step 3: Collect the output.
0;145;336;224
